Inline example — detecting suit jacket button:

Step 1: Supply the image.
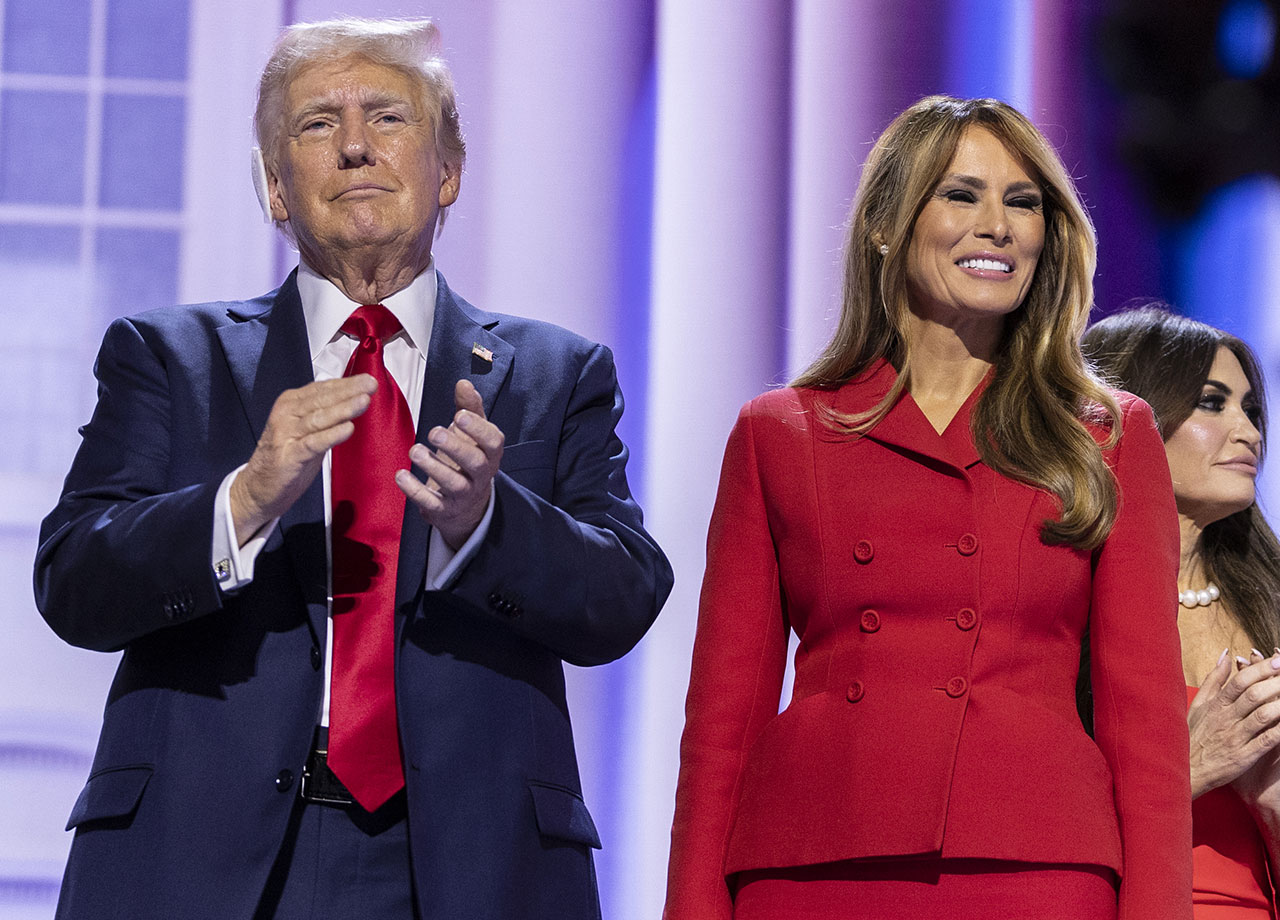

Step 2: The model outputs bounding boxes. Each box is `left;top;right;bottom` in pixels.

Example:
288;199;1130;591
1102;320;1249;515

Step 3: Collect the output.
846;681;865;703
310;646;322;670
859;609;881;633
956;608;977;630
946;677;968;698
853;540;874;564
957;533;978;556
275;769;294;792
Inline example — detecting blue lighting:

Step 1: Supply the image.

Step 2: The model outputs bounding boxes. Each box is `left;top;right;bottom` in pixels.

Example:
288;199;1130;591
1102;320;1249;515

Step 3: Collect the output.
1217;0;1276;79
944;0;1033;112
1168;174;1280;339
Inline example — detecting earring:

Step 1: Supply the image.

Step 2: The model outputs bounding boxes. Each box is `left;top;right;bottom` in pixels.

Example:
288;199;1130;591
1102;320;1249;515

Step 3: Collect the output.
878;244;889;256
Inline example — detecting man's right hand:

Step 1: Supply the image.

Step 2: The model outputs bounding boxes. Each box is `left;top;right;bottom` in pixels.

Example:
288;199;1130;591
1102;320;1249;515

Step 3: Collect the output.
229;375;376;545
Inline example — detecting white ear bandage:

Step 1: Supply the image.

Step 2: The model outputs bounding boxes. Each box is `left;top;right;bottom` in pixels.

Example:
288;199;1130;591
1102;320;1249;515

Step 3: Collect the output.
250;147;272;224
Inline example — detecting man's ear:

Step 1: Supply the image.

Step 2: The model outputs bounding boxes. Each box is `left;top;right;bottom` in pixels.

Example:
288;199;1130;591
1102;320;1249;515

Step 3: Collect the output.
438;166;460;209
250;147;274;224
267;159;293;225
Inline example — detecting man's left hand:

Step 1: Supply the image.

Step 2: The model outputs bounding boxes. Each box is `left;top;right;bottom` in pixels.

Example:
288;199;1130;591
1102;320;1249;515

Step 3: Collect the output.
397;378;504;550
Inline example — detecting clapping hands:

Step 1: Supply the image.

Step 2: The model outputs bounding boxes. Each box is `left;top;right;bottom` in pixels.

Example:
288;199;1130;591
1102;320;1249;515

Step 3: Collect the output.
1189;648;1280;800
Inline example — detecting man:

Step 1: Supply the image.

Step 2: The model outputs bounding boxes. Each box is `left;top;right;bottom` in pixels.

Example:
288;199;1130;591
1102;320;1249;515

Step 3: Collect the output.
35;18;671;920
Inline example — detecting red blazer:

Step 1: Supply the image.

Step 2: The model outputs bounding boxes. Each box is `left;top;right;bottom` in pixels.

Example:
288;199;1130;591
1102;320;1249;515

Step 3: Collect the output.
665;360;1192;920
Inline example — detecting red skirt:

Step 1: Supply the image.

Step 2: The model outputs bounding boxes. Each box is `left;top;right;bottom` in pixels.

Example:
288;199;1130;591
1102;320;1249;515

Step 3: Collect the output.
733;857;1119;920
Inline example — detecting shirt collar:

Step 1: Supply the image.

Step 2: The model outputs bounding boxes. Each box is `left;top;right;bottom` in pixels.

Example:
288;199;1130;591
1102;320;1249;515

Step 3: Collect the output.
296;258;438;360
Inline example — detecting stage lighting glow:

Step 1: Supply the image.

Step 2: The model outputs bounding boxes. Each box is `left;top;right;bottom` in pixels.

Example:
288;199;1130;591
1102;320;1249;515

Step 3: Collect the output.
1217;0;1276;79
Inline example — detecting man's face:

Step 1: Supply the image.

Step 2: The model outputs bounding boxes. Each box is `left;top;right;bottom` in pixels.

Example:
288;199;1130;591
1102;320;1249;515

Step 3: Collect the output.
267;54;459;270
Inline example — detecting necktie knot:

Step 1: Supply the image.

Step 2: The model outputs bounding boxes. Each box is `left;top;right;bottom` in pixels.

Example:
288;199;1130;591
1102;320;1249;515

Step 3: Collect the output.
341;303;403;348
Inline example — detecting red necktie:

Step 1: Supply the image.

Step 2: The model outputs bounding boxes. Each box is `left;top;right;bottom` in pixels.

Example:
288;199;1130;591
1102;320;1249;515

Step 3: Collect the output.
328;304;414;811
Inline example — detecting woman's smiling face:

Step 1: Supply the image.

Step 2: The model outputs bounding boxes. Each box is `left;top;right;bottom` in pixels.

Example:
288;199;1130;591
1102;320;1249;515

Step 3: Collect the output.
905;126;1046;331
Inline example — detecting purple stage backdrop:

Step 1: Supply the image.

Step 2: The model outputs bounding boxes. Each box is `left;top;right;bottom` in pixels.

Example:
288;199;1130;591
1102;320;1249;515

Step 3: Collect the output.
1;2;1276;919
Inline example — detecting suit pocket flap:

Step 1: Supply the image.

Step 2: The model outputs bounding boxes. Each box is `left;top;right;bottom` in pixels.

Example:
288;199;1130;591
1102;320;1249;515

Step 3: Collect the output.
528;781;601;848
66;765;153;830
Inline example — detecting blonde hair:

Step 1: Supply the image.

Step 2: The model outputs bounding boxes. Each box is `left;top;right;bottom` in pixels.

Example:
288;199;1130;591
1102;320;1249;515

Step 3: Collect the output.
794;96;1119;549
254;17;466;232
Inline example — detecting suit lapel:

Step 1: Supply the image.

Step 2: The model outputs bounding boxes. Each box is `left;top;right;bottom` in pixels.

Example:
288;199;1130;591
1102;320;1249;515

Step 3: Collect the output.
867;389;984;472
828;358;984;472
218;272;313;438
216;272;329;641
395;272;514;610
939;381;984;470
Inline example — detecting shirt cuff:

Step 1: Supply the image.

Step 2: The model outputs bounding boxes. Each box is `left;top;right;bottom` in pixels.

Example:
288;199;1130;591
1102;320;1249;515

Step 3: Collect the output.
211;464;278;593
425;480;495;590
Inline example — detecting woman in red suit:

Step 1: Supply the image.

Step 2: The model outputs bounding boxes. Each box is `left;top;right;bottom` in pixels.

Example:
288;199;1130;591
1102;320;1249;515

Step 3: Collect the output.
664;97;1192;919
1085;307;1280;918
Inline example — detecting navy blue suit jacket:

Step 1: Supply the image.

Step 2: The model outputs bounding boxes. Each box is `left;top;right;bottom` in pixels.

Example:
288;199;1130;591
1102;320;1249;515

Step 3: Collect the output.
35;271;672;920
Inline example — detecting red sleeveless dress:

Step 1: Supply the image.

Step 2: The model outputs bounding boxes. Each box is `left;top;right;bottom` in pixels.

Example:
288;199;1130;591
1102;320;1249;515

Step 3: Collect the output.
1189;686;1276;918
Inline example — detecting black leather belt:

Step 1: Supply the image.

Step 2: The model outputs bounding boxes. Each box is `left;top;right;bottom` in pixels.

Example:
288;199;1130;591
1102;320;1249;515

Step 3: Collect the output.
299;727;356;807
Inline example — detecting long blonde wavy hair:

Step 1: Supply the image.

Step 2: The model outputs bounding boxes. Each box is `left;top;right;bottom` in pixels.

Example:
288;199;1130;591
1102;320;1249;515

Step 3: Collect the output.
793;96;1119;549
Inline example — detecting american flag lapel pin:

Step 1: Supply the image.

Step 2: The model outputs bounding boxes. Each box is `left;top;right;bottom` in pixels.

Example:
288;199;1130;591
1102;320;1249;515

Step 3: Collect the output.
471;342;494;364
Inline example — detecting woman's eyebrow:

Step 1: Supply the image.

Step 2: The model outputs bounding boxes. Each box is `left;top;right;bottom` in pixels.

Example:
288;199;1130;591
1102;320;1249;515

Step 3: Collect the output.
1203;378;1254;400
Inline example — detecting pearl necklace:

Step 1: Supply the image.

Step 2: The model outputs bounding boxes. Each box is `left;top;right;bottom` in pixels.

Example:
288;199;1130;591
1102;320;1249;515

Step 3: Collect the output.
1178;584;1220;608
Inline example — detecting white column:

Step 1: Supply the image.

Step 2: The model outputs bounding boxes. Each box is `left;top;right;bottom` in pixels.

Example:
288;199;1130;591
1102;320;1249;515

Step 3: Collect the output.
785;0;891;376
481;4;655;916
483;0;651;345
627;2;792;917
180;0;284;302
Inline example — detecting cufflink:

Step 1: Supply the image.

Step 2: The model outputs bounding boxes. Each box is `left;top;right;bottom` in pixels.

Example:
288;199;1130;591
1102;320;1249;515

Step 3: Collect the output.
487;590;523;619
214;558;232;582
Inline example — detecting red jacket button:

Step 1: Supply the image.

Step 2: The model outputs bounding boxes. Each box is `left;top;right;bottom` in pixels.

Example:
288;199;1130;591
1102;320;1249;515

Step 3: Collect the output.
853;540;874;563
859;609;881;633
955;608;977;630
957;533;978;556
946;677;968;698
846;681;865;703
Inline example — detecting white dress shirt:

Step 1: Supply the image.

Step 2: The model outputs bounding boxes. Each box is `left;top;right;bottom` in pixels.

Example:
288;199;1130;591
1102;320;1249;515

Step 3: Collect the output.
209;259;494;724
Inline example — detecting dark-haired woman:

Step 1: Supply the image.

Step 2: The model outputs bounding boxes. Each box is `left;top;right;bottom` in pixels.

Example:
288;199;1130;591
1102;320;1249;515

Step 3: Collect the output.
1085;306;1280;919
663;97;1191;920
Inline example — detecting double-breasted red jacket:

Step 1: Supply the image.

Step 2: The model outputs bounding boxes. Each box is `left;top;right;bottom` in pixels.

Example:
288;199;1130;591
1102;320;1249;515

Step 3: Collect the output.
665;360;1192;920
